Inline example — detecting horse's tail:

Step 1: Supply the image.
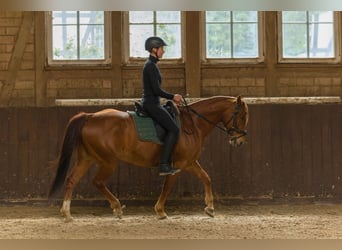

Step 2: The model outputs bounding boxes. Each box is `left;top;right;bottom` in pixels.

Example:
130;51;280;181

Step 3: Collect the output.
48;112;89;198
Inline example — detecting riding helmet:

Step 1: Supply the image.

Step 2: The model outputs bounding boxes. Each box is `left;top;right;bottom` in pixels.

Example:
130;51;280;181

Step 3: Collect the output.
145;36;168;52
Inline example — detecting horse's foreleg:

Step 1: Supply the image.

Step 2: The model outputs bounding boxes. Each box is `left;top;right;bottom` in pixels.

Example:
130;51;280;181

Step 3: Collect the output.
186;161;214;217
155;174;179;219
61;154;92;222
60;200;71;221
92;161;124;219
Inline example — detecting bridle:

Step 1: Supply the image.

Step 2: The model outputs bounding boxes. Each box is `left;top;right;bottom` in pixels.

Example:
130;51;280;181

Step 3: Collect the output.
181;97;247;142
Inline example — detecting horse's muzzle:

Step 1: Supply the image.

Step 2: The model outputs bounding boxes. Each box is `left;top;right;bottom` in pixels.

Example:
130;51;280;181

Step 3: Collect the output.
229;136;247;147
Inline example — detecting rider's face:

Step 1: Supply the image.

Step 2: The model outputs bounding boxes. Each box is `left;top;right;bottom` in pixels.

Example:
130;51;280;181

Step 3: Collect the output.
152;46;165;58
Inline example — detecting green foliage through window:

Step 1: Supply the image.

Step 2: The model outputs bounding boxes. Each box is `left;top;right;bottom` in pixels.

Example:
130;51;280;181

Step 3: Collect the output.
282;11;334;58
206;11;259;59
129;11;181;59
52;11;105;60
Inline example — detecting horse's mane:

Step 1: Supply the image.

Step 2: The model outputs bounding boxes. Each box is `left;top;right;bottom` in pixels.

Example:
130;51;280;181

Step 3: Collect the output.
179;96;237;131
187;96;236;108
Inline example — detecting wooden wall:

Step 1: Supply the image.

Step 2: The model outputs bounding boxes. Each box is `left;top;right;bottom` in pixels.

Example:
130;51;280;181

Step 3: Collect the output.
0;11;342;201
0;102;341;201
0;11;341;108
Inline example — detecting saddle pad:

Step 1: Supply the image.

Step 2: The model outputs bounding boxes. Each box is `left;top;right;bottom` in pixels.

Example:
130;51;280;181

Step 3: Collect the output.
127;111;163;144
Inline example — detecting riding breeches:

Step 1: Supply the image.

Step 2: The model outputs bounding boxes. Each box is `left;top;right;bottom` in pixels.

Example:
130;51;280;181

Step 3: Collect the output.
142;103;179;135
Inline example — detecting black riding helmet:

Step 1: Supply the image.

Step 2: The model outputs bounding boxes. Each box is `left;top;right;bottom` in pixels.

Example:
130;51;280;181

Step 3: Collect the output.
145;36;168;52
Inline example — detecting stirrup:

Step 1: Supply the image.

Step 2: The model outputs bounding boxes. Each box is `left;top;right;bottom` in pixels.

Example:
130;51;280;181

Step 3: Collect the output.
159;168;181;176
159;162;181;176
159;163;181;176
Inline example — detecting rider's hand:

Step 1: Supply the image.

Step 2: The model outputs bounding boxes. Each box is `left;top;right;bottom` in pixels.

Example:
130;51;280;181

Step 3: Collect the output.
173;94;182;104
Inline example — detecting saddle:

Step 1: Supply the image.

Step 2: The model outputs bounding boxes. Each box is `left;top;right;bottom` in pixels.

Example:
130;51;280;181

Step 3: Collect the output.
128;101;179;144
134;101;178;118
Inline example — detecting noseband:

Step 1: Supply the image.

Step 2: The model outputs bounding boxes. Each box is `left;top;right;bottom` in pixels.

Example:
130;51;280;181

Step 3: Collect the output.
182;98;247;141
223;104;248;141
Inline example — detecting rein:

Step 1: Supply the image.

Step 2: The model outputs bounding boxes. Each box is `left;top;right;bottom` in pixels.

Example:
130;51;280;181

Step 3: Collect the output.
181;97;247;141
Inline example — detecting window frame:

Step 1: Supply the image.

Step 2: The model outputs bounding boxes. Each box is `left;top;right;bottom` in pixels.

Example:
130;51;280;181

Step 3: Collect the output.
277;11;341;64
45;11;112;67
201;11;265;64
124;11;185;65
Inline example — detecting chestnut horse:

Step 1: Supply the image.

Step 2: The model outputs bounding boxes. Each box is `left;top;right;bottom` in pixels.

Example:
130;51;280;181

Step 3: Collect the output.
48;96;249;221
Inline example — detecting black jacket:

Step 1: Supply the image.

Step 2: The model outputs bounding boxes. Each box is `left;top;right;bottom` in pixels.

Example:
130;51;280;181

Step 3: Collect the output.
142;55;174;104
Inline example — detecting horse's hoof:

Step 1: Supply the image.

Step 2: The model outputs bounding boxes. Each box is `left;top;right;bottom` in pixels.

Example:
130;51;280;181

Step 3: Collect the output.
158;215;168;220
154;205;168;220
204;207;215;217
113;209;123;219
64;216;73;223
113;204;126;219
60;210;73;222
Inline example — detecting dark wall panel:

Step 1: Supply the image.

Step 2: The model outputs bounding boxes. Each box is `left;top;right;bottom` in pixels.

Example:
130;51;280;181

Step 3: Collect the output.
0;104;341;201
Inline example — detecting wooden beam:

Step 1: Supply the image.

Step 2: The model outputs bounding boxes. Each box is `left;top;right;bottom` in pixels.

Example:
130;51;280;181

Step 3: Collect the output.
111;11;123;97
340;12;342;98
34;12;47;106
264;11;278;97
0;11;34;105
54;96;341;106
185;11;201;98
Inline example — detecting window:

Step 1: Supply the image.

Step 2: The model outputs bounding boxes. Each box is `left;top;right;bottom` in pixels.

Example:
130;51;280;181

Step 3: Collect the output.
129;11;182;59
279;11;339;62
46;11;111;66
204;11;263;62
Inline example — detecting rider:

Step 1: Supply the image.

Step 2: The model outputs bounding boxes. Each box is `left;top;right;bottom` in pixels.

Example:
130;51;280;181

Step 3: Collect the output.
142;36;182;176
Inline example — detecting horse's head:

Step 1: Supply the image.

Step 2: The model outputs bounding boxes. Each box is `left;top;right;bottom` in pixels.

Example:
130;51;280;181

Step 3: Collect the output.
223;96;249;147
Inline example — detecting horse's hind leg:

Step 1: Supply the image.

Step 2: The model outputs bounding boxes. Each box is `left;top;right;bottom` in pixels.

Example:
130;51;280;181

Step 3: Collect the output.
92;160;124;218
61;150;93;221
185;161;214;217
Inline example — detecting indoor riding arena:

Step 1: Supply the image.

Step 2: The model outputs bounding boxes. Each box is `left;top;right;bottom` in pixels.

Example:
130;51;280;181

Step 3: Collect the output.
0;10;342;240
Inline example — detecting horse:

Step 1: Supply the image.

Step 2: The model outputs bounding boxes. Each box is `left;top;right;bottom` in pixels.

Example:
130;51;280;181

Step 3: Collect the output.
48;95;249;221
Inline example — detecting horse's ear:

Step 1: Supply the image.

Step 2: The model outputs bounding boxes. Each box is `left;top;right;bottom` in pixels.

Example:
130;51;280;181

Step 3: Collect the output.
237;95;243;106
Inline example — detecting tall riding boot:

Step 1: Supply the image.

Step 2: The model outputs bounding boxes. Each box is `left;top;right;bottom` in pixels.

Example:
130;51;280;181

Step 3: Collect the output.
159;133;181;176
